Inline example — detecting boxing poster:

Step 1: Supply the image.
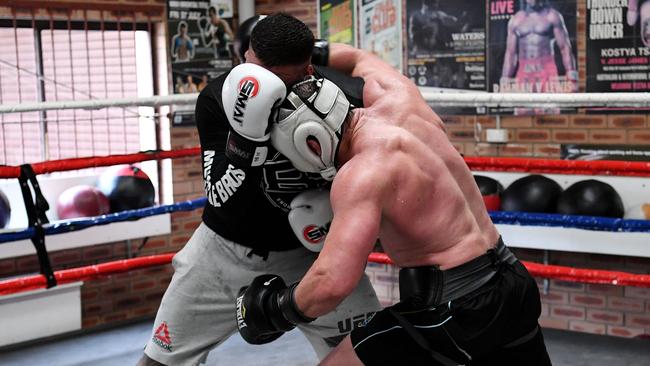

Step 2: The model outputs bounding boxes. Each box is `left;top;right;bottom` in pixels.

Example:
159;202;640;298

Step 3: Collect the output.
488;0;578;115
167;0;234;126
359;0;402;71
405;0;487;92
318;0;357;46
561;144;650;162
586;0;650;94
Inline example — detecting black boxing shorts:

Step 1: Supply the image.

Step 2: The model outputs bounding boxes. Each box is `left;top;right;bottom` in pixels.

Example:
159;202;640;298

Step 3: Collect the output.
350;238;552;366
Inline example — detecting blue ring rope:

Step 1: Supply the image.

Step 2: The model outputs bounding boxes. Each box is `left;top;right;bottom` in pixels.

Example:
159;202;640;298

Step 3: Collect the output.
489;211;650;232
1;199;650;244
0;197;207;244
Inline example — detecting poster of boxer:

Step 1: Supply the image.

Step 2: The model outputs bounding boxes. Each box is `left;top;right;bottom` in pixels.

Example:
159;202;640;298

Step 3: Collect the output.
319;0;357;46
405;0;486;92
488;0;578;115
168;0;234;125
359;0;402;71
586;0;650;93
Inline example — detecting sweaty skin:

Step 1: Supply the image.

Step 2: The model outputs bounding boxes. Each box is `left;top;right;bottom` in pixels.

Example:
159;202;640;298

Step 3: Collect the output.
501;0;576;90
294;43;500;323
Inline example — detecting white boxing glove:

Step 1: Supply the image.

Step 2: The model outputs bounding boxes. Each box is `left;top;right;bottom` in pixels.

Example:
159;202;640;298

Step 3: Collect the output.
288;189;333;252
222;63;287;167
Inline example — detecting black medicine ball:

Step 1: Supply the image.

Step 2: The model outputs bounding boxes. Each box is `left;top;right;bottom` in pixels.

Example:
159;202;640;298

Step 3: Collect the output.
234;15;266;63
501;175;563;213
556;180;624;218
474;175;504;196
97;165;155;213
0;189;10;228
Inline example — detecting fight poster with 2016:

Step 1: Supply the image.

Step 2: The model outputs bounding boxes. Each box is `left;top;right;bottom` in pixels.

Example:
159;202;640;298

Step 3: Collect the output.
359;0;402;71
586;0;650;95
488;0;578;115
405;0;486;92
319;0;357;46
167;0;234;126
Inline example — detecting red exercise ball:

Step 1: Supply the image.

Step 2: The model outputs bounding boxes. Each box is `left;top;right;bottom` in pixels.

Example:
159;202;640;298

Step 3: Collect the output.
0;189;11;228
57;185;110;220
474;175;504;211
97;165;155;213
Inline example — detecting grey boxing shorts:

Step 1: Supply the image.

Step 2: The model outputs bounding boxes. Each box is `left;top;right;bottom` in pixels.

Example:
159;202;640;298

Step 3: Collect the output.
144;223;381;365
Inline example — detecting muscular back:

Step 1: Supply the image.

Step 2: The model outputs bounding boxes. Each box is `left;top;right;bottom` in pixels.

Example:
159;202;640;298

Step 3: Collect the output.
333;59;499;270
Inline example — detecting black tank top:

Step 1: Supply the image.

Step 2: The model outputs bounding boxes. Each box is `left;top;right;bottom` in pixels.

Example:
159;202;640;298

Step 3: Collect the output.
195;66;364;252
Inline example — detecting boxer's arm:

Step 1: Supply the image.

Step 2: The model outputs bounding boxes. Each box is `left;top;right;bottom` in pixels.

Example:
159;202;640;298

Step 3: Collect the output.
171;36;178;58
438;11;458;27
328;43;394;80
294;163;384;318
221;19;234;40
501;18;518;78
328;43;414;107
408;14;417;43
551;11;577;77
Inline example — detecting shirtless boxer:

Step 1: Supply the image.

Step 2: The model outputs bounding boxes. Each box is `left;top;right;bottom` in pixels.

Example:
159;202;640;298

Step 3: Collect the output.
171;21;194;62
198;6;234;58
236;44;552;365
501;0;576;93
627;0;650;47
409;0;461;54
139;14;379;366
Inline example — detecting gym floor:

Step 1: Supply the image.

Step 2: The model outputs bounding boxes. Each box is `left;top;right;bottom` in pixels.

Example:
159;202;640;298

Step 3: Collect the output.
0;320;649;365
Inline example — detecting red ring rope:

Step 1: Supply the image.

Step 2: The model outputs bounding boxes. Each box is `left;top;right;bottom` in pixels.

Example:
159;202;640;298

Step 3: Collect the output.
1;253;648;297
0;254;174;296
2;149;650;179
465;156;650;177
0;148;200;178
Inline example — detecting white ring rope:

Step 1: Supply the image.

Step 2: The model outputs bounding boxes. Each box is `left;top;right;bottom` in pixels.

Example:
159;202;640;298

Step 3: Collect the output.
1;92;650;114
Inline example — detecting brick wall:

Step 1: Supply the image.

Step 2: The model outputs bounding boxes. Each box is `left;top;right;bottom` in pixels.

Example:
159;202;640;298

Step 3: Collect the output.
0;0;166;21
446;114;650;158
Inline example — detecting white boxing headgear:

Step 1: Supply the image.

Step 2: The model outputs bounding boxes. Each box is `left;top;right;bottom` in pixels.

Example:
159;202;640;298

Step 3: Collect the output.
270;76;351;181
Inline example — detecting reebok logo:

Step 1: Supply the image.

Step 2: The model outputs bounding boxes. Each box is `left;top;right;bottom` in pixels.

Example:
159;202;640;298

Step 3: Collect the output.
152;322;173;352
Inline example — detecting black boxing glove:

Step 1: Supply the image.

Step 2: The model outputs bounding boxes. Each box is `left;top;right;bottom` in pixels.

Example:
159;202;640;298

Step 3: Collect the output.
312;39;329;66
236;274;316;345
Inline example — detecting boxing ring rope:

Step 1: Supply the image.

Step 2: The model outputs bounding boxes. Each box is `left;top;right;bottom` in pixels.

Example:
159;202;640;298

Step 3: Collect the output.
2;93;650;296
2;92;650;113
465;157;650;177
0;148;200;179
2;197;650;245
1;250;649;297
1;149;650;243
0;149;649;296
